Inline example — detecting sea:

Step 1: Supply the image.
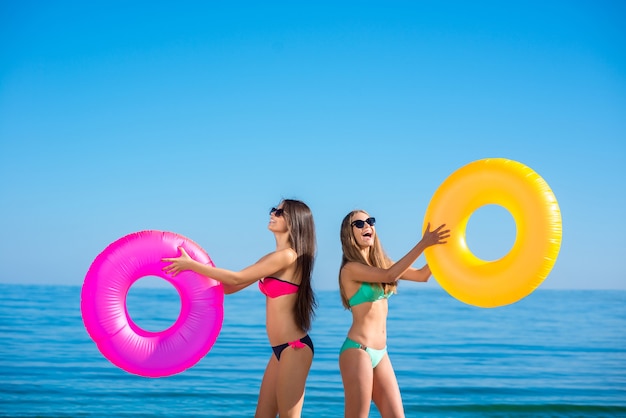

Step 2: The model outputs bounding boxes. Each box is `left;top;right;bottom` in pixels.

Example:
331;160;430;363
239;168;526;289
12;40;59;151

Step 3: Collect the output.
1;283;625;417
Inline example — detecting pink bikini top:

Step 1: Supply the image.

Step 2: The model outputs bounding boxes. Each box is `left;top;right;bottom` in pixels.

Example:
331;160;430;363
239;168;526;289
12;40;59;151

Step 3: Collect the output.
259;277;299;298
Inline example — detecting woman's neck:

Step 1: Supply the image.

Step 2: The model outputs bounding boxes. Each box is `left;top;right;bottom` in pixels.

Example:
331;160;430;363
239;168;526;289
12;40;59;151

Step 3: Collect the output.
359;247;370;263
274;231;292;251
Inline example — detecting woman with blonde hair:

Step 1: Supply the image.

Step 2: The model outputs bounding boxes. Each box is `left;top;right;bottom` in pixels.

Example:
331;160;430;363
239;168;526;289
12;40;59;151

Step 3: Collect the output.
163;199;316;418
338;210;449;417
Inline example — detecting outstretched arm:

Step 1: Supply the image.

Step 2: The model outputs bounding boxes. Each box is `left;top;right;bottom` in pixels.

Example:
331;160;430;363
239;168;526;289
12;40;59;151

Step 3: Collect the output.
162;247;297;287
342;223;448;284
400;264;431;282
221;282;255;294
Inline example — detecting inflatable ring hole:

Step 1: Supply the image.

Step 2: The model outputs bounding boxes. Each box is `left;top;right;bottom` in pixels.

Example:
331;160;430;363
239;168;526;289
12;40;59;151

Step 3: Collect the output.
126;276;181;332
466;204;517;262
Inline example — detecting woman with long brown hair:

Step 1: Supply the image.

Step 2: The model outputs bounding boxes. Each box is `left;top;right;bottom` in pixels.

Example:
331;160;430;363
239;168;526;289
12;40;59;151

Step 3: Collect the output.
163;199;316;418
338;209;449;417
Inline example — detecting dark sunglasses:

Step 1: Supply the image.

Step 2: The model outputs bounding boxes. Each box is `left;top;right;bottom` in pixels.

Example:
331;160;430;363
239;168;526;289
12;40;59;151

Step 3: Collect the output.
270;207;284;217
351;217;375;228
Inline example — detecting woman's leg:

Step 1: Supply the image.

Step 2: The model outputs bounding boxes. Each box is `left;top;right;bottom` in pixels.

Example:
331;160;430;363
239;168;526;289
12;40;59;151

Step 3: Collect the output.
275;345;313;417
372;354;405;418
255;355;279;418
339;348;374;418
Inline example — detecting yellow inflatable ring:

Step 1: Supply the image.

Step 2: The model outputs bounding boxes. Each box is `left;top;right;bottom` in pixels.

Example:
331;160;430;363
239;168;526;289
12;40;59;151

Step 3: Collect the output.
423;158;562;308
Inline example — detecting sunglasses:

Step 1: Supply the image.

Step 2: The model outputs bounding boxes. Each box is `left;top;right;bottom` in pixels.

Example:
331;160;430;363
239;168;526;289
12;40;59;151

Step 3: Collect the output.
270;207;285;217
351;217;376;228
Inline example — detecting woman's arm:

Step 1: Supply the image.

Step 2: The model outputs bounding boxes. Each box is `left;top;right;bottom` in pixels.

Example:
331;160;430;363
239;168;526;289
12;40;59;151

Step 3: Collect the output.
162;247;297;287
222;282;256;294
400;264;431;282
342;223;448;284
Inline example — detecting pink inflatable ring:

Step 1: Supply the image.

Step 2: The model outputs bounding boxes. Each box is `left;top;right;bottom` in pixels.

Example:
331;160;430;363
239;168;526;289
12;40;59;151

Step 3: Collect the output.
81;230;224;377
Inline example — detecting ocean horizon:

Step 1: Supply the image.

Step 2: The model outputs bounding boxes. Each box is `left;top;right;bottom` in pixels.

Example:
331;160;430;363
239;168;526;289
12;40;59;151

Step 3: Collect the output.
1;283;624;417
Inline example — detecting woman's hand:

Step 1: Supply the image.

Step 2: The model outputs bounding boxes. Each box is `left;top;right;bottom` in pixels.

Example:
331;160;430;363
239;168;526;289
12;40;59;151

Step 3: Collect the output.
422;223;450;247
162;247;194;276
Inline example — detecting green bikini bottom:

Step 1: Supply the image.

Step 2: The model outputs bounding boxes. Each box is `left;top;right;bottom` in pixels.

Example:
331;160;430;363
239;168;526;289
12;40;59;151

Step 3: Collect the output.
340;337;387;368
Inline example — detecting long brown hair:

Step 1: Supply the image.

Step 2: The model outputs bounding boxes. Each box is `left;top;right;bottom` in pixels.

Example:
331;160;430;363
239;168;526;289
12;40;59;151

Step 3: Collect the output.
281;199;317;331
338;210;396;309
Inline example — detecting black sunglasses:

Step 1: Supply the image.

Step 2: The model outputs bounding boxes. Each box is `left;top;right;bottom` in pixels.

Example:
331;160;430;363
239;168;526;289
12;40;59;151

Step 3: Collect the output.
270;207;284;217
351;217;375;228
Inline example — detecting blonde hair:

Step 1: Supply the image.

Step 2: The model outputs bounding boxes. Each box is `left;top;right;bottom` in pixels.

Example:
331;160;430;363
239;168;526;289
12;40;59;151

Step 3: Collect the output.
338;210;397;309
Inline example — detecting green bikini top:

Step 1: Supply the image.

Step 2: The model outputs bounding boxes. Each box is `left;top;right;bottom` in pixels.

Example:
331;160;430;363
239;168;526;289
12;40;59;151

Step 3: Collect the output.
348;282;393;307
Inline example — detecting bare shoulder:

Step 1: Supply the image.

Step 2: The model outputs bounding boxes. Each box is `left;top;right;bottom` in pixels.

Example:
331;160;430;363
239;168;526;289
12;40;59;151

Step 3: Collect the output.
340;263;363;296
255;248;296;267
250;248;298;278
340;261;362;282
274;248;298;263
341;260;391;284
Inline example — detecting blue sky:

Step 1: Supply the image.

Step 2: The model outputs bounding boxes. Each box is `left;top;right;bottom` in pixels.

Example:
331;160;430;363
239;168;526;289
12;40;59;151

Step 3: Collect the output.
1;1;625;292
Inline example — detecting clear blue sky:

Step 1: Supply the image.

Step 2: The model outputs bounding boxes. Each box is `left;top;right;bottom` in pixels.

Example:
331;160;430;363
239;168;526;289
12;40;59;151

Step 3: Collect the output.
1;1;624;291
